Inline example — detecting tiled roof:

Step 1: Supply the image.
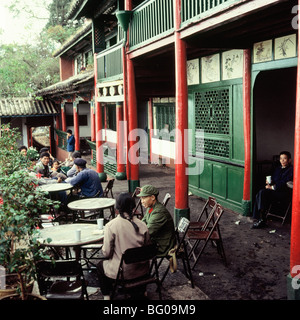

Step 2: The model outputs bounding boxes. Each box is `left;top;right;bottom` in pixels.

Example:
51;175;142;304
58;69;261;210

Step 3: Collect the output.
36;70;94;96
0;98;59;117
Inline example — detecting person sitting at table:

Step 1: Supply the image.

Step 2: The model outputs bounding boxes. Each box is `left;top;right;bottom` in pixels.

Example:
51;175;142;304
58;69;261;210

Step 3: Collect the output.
96;192;151;300
251;151;293;229
67;158;103;198
38;147;55;167
35;152;52;178
65;151;81;178
137;185;176;256
50;160;67;181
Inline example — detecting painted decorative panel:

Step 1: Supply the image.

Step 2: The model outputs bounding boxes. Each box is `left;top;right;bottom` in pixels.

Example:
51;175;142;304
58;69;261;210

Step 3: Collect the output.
187;58;200;85
222;50;243;80
253;40;272;63
274;34;297;60
201;54;220;83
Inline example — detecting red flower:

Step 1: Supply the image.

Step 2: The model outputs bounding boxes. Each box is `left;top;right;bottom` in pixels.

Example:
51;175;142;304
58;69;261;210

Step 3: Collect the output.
149;208;153;214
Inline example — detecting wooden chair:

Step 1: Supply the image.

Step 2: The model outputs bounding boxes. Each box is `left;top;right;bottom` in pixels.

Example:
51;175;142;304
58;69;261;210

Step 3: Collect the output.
187;204;227;270
189;196;217;229
157;217;194;288
111;244;162;300
132;187;144;218
162;193;171;207
103;179;115;198
36;259;89;300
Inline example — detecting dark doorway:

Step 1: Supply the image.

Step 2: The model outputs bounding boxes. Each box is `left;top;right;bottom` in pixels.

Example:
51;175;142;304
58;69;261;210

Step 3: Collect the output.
253;67;296;197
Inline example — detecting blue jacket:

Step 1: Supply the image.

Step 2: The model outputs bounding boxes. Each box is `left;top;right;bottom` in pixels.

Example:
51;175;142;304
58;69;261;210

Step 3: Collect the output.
272;164;293;192
67;135;75;152
69;168;103;197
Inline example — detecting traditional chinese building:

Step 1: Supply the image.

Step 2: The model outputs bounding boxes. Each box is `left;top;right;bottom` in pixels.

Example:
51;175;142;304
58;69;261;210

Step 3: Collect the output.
38;0;300;299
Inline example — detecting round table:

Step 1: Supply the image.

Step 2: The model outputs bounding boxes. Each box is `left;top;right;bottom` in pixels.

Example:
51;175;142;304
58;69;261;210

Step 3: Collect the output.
38;183;73;193
68;198;116;220
37;223;104;260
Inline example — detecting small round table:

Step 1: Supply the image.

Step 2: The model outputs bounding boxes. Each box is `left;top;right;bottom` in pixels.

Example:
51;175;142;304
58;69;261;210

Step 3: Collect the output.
67;198;116;220
38;183;73;193
37;223;104;260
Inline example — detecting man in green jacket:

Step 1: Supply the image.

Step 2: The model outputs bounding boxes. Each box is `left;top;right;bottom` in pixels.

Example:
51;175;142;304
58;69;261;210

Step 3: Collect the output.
137;185;176;256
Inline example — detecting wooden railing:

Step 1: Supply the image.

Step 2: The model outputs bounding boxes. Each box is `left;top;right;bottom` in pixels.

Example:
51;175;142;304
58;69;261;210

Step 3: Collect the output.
96;43;123;82
129;0;174;49
128;0;241;50
55;129;67;151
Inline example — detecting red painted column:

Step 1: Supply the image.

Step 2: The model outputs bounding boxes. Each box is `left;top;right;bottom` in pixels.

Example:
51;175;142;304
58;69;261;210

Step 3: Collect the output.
289;2;300;297
73;101;80;151
242;49;252;216
125;0;139;192
94;53;106;181
122;46;130;183
148;98;154;163
116;102;126;180
174;0;189;225
91;100;96;142
61;103;66;132
55;115;59;146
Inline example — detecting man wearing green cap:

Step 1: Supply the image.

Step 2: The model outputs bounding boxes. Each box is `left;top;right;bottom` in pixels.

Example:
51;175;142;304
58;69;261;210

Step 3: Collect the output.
137;185;176;256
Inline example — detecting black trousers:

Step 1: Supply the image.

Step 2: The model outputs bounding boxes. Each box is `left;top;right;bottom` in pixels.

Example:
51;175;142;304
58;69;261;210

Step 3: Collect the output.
252;188;290;220
96;260;115;296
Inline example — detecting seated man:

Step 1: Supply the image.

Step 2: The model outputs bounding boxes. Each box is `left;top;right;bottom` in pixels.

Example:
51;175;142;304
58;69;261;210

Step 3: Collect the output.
65;151;81;178
137;185;176;256
67;158;103;198
252;151;293;229
35;152;52;178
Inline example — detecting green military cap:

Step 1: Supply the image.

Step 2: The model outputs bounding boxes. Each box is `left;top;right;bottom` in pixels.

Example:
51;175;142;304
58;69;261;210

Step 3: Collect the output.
137;185;159;197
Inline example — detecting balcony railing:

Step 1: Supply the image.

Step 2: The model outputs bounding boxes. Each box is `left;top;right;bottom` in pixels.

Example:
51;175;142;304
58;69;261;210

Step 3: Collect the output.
181;0;240;23
128;0;241;50
97;43;123;82
129;0;174;49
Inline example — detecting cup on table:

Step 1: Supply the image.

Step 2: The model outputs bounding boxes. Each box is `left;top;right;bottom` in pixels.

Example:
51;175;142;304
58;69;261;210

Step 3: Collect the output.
75;230;81;242
266;176;272;184
97;218;104;230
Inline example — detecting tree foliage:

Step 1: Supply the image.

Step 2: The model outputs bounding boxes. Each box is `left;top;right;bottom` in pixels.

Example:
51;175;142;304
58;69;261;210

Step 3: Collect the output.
0;0;84;98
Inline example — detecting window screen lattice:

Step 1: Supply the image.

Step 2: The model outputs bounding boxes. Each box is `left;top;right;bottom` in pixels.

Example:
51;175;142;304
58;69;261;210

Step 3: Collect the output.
195;88;230;134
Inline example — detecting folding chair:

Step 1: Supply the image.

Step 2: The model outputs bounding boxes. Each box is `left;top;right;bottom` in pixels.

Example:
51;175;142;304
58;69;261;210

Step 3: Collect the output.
162;193;171;207
187;204;227;270
157;217;194;288
111;244;162;300
132;187;144;218
103;179;115;198
189;196;217;229
266;198;292;226
36;259;89;300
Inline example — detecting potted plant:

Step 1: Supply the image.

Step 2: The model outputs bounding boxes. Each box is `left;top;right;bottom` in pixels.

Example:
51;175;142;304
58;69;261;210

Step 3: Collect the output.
0;124;58;300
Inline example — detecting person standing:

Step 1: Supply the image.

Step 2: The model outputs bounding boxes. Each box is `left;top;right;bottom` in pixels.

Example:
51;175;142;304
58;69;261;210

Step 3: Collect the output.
66;129;75;159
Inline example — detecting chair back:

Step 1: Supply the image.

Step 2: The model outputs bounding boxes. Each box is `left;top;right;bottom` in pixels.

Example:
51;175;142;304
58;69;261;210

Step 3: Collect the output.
132;187;143;216
162;193;171;207
195;196;217;223
205;204;224;233
36;259;83;278
103;179;114;197
122;244;158;265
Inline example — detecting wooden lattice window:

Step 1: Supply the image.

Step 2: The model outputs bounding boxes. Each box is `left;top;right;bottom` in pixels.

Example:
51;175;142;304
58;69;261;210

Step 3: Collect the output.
194;87;231;159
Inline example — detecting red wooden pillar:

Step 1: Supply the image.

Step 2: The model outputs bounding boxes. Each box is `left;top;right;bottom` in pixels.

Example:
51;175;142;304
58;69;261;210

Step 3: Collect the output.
242;49;252;216
174;0;190;225
94;53;107;181
73;101;80;151
116;102;126;180
91;100;96;142
125;0;139;192
61;103;66;132
288;2;300;299
55;115;60;146
148;98;154;163
122;45;130;184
